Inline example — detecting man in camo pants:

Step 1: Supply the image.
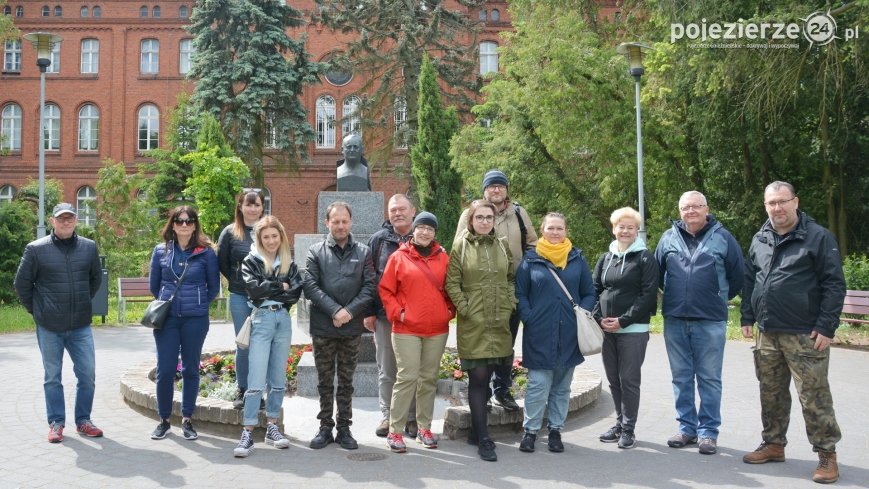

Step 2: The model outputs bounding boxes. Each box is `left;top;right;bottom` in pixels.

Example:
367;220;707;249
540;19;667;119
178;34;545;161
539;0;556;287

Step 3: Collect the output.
740;181;845;484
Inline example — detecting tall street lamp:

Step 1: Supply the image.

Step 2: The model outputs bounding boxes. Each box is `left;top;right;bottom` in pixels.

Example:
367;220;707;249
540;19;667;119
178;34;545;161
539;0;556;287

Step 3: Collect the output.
617;42;651;242
23;32;62;239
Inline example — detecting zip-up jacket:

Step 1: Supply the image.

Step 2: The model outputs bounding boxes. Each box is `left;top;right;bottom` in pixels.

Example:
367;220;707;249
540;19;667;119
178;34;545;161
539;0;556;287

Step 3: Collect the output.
654;215;744;321
14;232;101;332
149;241;220;318
740;211;845;338
592;240;659;327
241;252;303;309
303;233;376;337
217;223;255;295
368;221;412;318
454;200;538;274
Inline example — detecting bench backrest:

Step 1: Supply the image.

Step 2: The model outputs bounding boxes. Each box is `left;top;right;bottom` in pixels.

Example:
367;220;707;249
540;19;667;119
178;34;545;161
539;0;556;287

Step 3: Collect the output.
118;277;152;298
843;290;869;316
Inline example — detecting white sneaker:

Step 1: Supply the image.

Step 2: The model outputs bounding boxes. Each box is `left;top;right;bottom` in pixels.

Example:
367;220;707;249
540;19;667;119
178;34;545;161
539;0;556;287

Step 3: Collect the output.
265;423;290;449
234;429;254;457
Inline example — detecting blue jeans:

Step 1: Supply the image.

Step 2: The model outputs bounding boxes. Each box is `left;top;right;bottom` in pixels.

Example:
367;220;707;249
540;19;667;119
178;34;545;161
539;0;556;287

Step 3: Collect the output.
522;366;575;434
243;308;292;426
229;292;253;391
663;317;726;439
36;326;96;426
153;315;210;419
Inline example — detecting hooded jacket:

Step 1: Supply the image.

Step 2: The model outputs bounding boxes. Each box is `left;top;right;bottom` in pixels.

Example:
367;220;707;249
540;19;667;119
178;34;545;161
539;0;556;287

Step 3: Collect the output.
740;211;845;338
516;247;596;370
241;250;303;308
592;238;659;329
454;201;538;274
378;240;455;337
149;241;220;318
217;223;255;295
445;232;515;361
368;221;413;318
14;232;101;332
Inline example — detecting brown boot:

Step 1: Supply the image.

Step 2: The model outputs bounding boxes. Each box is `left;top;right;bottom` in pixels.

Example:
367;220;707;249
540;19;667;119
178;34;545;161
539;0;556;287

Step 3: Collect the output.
743;442;785;464
813;451;839;484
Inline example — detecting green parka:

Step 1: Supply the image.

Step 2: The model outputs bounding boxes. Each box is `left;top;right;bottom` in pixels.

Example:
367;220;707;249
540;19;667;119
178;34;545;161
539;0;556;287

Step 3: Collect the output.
445;232;516;361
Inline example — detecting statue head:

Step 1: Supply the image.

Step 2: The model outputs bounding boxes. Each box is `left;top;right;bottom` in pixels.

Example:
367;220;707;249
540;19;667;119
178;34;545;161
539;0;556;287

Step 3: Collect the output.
341;133;364;166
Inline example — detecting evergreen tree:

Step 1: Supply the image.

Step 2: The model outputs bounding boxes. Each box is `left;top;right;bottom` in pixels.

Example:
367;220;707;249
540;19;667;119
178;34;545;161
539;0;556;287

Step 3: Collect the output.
187;0;320;181
410;55;462;251
315;0;482;158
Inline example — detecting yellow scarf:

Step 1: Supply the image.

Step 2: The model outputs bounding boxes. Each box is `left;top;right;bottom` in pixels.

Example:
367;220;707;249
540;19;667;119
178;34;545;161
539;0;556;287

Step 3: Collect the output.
536;237;572;269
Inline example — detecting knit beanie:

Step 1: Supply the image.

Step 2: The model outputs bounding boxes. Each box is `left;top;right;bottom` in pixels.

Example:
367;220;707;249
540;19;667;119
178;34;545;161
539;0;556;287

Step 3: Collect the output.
481;169;509;193
412;211;438;231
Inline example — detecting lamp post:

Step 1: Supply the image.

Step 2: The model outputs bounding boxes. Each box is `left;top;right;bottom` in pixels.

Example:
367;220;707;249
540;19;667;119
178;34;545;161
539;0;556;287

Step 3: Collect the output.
616;42;651;242
23;32;62;239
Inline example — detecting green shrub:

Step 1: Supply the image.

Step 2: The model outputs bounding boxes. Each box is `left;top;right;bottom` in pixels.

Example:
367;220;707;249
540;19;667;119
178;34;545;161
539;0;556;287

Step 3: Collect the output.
0;201;37;304
843;255;869;290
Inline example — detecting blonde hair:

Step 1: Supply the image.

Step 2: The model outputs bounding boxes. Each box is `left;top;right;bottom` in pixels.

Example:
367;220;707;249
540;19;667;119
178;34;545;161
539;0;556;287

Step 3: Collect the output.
254;216;292;276
609;207;642;227
539;212;567;234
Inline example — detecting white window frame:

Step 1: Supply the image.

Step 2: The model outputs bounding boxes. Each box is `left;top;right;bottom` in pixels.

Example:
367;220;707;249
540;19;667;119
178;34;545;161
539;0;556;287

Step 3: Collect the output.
81;39;99;73
137;104;159;151
140;39;159;74
0;185;15;206
1;104;22;150
78;104;99;151
76;186;96;226
179;5;189;18
43;104;60;151
264;115;277;148
179;39;193;75
315;95;336;149
480;41;498;75
394;97;408;149
262;187;272;215
4;40;21;72
46;42;60;73
342;95;361;138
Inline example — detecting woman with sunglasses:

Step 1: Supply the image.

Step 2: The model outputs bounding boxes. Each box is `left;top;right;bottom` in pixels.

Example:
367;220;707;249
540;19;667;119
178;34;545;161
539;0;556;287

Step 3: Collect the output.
445;200;515;462
217;189;266;408
148;206;219;441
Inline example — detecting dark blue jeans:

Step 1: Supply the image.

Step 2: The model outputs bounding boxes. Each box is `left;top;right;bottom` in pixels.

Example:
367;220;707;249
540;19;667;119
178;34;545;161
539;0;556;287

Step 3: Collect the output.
153;315;209;419
36;325;96;426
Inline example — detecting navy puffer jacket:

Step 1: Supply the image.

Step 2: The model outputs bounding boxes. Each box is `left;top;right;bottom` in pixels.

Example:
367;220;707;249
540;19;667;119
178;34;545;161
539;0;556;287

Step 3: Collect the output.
149;241;220;318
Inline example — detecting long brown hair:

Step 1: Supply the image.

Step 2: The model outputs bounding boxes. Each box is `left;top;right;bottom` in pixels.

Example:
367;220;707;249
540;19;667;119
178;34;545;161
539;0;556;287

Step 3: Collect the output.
160;205;212;250
254;215;293;276
232;189;265;240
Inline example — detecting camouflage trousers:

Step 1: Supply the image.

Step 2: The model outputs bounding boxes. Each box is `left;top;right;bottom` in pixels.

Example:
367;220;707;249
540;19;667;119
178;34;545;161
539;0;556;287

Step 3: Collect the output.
753;331;841;452
312;335;362;430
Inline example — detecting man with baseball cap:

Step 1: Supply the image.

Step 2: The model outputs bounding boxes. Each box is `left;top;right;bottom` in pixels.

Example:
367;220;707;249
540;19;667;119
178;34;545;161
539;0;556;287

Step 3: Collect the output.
15;203;104;443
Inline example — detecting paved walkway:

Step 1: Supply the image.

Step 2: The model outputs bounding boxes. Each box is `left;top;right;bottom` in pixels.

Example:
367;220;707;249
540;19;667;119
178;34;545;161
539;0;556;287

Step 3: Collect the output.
2;322;867;489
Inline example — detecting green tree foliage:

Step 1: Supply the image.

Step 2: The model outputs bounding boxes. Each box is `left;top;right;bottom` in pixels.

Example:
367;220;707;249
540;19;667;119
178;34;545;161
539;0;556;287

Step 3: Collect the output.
314;0;483;160
1;0;18;42
182;116;251;238
16;178;64;231
410;55;462;251
188;0;320;180
0;201;36;304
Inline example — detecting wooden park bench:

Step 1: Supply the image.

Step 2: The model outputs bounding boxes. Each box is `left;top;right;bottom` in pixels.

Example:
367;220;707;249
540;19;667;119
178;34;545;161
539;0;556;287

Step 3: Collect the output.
117;277;229;324
841;290;869;326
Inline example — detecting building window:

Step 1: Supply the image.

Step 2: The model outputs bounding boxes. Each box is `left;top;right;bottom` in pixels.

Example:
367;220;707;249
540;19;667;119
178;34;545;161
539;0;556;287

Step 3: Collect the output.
394;97;407;149
43;103;60;151
80;5;88;17
93;6;101;17
139;5;147;17
262;187;271;215
54;5;62;16
1;104;22;150
81;39;99;73
76;186;96;226
179;38;193;75
42;5;49;16
78;104;99;151
263;115;277;148
479;9;486;21
179;5;188;18
479;41;498;75
491;9;500;22
315;95;336;149
0;185;15;206
15;6;22;17
152;5;160;17
342;95;361;137
3;6;11;15
137;104;159;151
46;42;60;73
140;39;159;74
4;40;21;72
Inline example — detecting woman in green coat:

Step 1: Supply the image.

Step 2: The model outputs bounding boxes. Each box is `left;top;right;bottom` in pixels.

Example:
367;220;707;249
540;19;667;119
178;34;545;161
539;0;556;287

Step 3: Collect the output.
445;199;515;462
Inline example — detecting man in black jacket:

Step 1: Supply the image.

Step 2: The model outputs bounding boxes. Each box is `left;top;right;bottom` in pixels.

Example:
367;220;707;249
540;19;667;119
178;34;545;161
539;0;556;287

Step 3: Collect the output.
14;203;103;443
740;181;845;484
303;201;376;450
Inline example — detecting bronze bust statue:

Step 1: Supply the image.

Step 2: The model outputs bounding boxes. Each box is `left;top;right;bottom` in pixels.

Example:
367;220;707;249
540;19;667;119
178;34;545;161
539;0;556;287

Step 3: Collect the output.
336;134;372;191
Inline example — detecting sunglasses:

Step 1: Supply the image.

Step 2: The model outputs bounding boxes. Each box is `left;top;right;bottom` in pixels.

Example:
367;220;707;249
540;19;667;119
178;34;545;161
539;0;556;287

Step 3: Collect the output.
173;218;197;226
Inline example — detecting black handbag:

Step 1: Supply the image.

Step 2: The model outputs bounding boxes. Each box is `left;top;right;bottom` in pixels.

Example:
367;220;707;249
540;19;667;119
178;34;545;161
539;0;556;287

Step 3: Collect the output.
141;262;189;329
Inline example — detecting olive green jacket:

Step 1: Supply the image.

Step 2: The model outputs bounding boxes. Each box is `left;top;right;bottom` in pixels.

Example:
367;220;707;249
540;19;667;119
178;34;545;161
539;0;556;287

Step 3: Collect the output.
445;232;516;361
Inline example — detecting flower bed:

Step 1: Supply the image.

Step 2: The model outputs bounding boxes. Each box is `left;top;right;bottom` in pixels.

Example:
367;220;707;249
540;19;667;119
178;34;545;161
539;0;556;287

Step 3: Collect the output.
438;348;528;399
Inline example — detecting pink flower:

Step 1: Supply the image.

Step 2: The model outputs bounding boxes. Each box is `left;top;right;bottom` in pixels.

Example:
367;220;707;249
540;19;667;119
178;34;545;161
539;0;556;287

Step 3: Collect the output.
453;369;463;379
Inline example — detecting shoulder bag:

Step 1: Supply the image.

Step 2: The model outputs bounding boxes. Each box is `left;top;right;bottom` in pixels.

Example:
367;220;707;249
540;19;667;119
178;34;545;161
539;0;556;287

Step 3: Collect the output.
548;268;603;356
141;262;189;329
235;307;258;349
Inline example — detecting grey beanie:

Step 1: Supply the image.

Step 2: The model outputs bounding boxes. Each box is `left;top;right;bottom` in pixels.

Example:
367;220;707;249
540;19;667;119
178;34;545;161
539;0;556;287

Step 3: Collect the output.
412;211;438;231
481;169;509;193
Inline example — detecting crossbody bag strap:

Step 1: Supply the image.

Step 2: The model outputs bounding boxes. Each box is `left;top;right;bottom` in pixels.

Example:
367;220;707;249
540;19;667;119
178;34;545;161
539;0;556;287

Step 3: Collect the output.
548;268;577;308
166;262;190;302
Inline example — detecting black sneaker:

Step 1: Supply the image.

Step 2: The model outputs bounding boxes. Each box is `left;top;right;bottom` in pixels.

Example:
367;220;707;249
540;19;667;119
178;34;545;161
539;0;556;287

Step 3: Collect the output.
234;429;254;457
232;389;245;410
150;420;170;440
618;430;636;449
548;429;564;452
309;427;334;449
494;391;520;412
181;419;198;440
599;425;622;443
265;423;290;449
519;432;536;453
403;420;418;439
478;437;497;461
335;428;358;450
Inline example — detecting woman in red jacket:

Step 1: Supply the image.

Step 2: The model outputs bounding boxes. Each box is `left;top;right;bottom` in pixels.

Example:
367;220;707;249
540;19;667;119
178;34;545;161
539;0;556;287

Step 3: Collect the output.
378;212;455;453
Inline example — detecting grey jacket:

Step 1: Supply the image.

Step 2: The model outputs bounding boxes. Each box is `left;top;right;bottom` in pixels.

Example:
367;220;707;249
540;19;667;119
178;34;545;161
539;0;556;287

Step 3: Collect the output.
14;232;101;332
302;233;376;337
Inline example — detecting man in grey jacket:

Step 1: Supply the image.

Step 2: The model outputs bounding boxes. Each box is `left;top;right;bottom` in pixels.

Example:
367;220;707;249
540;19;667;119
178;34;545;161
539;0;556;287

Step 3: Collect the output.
303;201;376;451
14;203;103;443
740;181;845;484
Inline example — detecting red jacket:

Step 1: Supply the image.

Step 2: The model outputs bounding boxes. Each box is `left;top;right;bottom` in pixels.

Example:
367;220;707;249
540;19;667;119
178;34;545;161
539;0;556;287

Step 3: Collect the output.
378;240;455;336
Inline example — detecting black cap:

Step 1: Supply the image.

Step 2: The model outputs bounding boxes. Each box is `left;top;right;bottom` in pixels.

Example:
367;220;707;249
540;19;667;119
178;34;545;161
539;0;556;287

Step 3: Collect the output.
412;211;438;231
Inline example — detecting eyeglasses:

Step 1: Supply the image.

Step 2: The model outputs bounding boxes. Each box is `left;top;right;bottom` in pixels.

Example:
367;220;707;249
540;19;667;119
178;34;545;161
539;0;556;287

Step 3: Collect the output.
615;225;637;232
474;215;495;223
486;184;506;191
679;204;707;212
173;218;197;226
54;215;76;223
415;225;436;234
764;197;796;208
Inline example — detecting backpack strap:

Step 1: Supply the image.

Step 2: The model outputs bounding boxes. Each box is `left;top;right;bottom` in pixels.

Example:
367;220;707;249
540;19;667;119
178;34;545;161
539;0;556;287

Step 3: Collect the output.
514;202;530;252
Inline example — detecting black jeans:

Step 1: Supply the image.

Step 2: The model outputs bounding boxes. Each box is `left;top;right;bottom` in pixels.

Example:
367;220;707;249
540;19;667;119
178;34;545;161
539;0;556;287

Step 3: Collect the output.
602;331;649;432
491;310;521;397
